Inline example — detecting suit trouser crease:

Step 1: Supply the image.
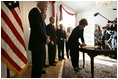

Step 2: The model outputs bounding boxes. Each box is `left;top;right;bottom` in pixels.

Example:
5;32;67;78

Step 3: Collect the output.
48;44;56;64
66;41;69;58
31;48;45;78
58;41;64;59
70;48;79;68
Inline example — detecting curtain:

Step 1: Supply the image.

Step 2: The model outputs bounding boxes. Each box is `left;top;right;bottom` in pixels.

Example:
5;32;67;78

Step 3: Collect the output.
49;1;55;17
59;4;77;26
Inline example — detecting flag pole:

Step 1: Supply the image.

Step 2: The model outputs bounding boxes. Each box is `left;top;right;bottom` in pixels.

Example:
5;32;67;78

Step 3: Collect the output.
7;68;10;78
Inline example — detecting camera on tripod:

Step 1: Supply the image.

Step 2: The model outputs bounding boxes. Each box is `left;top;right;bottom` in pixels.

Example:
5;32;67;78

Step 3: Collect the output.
108;20;114;23
108;20;117;23
102;27;107;29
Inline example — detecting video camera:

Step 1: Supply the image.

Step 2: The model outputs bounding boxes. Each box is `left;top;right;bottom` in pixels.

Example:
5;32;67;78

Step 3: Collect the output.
108;20;117;23
108;20;114;23
102;27;107;29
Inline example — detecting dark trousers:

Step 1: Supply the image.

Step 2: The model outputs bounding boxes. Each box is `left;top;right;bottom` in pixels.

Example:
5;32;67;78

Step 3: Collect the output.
70;48;79;68
48;43;56;64
43;47;46;66
31;46;45;78
58;40;64;60
66;41;70;58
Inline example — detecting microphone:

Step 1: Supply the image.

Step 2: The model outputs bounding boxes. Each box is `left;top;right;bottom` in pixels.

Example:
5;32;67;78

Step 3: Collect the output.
94;12;99;16
94;12;110;21
113;8;117;10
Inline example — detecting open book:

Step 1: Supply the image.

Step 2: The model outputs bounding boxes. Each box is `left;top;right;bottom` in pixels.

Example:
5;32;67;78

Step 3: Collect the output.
82;45;100;49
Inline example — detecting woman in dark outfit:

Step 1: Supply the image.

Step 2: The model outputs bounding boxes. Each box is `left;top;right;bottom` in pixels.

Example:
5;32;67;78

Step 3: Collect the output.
68;18;88;71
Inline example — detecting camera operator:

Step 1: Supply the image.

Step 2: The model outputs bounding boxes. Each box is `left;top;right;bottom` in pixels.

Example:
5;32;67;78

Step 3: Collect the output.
110;18;117;49
102;24;112;48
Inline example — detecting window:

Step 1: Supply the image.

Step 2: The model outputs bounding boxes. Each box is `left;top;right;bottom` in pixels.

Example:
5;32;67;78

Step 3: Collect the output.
59;8;76;31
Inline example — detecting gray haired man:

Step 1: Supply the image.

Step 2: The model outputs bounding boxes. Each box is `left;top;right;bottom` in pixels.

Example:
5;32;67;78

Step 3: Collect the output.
28;1;49;78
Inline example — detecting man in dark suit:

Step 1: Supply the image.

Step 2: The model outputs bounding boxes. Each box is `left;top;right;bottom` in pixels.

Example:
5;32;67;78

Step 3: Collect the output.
28;1;50;78
68;18;88;72
42;11;49;67
46;17;56;66
110;18;117;58
56;24;66;60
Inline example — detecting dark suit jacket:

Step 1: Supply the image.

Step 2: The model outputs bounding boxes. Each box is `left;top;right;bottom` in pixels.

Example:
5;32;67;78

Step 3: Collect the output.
103;30;111;40
46;23;56;44
56;28;66;44
110;24;117;32
28;8;47;51
68;26;85;49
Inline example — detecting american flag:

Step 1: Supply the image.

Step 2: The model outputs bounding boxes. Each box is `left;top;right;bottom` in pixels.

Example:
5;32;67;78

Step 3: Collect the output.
1;1;28;76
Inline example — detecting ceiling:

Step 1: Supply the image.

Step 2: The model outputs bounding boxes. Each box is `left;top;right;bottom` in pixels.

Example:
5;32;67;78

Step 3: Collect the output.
61;1;117;13
62;1;96;12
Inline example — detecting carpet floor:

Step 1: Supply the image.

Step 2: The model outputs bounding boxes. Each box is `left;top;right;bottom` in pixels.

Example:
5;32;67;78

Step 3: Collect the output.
62;58;117;78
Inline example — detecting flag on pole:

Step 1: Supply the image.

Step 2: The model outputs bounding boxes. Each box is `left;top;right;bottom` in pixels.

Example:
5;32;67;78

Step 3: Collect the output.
56;13;59;30
1;1;28;76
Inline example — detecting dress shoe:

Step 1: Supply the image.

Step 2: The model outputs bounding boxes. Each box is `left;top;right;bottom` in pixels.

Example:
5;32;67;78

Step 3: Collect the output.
59;59;62;61
77;67;82;70
74;68;79;72
59;58;62;61
44;64;49;67
41;70;46;74
50;63;56;66
54;61;57;63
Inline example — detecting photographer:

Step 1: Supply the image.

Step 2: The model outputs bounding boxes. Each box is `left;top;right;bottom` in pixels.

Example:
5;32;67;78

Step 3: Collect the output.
110;18;117;49
102;24;112;48
94;24;102;46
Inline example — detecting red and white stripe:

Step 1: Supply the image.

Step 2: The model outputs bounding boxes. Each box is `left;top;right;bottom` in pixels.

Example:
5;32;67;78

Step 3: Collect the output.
1;1;27;73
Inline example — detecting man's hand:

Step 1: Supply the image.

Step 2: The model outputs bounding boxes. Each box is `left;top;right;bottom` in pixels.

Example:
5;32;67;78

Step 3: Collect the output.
51;41;54;45
46;38;50;44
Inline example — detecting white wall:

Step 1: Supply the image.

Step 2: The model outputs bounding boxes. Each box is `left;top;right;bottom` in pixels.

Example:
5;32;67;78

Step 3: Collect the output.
77;6;117;46
20;1;37;66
